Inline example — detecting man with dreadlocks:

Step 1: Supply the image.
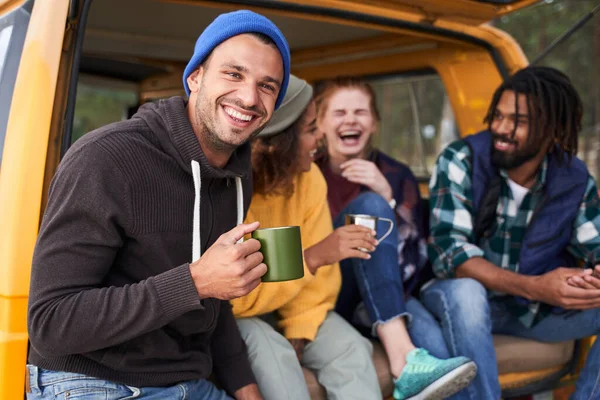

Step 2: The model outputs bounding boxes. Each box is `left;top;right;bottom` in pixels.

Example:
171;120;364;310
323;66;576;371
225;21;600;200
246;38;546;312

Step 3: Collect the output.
421;66;600;399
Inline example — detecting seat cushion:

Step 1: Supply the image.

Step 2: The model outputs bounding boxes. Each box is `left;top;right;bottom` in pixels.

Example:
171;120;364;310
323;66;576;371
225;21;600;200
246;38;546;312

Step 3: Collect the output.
303;336;575;399
494;335;574;374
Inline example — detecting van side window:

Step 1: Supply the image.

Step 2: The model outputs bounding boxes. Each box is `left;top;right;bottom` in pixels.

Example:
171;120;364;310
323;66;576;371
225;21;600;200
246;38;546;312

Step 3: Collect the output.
0;26;14;78
0;0;33;166
369;71;459;180
72;75;138;143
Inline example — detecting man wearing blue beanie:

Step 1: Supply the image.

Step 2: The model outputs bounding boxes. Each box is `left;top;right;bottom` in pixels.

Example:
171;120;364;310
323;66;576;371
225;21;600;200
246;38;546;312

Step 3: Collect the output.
183;10;290;108
27;10;289;400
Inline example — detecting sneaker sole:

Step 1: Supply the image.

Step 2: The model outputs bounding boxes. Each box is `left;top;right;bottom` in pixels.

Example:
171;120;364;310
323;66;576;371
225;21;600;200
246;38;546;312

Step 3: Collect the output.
406;361;477;400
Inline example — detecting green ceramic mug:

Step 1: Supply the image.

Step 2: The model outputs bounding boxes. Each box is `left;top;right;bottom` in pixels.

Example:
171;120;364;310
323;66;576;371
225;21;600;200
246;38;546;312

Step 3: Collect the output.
251;226;304;282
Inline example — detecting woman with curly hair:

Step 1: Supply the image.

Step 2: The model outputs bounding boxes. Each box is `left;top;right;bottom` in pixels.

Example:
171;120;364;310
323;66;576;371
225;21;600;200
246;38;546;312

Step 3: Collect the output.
230;75;380;400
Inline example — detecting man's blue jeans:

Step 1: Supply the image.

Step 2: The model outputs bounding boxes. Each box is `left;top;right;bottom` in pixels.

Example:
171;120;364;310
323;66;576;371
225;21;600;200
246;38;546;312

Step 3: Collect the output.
26;365;233;400
333;192;454;359
421;278;600;400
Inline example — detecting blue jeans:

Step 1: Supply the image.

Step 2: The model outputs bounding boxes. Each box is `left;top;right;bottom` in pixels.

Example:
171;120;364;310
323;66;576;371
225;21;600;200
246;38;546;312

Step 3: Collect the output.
334;192;410;332
333;193;458;355
26;365;233;400
421;278;600;400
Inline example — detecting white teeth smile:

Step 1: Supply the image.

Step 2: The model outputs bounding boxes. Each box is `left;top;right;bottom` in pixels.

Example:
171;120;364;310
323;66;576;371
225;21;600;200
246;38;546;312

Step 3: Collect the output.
495;139;513;150
224;106;253;122
309;149;317;157
340;131;361;137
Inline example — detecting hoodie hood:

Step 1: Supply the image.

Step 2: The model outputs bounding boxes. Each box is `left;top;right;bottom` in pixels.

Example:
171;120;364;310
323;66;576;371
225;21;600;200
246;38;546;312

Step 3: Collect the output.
133;96;251;180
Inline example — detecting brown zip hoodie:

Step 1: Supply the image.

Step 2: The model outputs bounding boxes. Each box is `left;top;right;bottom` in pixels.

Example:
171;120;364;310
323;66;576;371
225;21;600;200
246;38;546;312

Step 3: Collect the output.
27;96;255;394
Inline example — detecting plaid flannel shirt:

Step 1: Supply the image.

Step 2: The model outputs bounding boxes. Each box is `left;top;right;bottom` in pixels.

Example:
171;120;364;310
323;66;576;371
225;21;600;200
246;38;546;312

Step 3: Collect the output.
428;141;600;327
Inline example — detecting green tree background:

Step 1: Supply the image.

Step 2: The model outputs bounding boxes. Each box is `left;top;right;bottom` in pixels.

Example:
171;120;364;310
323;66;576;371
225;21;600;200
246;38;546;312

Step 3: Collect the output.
370;75;451;179
72;82;137;143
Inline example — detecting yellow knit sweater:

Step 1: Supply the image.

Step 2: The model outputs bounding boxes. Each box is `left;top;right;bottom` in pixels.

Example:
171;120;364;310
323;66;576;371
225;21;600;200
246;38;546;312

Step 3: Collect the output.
231;165;341;341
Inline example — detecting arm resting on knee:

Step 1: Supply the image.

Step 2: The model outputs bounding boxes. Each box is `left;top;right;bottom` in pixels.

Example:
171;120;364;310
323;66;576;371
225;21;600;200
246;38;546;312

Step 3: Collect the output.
456;257;537;300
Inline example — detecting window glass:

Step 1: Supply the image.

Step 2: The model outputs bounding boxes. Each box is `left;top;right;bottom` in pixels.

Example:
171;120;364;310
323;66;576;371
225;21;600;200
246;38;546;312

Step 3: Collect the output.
369;73;459;179
0;25;14;81
72;75;138;143
0;1;33;167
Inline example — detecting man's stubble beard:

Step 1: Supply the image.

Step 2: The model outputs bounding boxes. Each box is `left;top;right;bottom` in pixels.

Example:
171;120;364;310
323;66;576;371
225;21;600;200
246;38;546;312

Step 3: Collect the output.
194;92;237;153
194;79;269;154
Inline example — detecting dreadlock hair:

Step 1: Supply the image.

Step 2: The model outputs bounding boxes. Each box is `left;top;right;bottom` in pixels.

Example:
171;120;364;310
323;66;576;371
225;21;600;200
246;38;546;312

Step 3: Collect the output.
483;66;582;165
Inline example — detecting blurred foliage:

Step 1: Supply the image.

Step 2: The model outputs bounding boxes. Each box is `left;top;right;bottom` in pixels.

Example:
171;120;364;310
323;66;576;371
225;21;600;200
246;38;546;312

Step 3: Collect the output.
370;74;457;179
72;81;137;143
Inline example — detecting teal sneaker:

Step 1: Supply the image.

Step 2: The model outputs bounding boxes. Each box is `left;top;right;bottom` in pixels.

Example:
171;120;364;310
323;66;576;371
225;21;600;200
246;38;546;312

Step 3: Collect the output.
393;348;477;400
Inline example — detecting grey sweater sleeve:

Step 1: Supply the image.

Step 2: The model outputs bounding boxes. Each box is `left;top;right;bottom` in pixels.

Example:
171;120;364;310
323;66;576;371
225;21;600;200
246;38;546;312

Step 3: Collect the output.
28;143;202;357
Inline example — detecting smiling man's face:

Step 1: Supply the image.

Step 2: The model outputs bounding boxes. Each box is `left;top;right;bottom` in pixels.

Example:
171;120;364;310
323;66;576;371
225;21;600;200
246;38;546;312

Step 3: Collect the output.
187;34;283;154
490;89;544;170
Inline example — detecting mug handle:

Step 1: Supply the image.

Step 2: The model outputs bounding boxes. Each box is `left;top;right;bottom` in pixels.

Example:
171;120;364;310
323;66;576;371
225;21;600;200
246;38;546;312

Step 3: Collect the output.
377;217;394;243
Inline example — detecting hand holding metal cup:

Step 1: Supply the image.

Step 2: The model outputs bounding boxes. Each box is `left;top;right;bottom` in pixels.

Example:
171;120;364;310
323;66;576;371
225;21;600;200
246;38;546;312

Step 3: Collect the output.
344;214;394;252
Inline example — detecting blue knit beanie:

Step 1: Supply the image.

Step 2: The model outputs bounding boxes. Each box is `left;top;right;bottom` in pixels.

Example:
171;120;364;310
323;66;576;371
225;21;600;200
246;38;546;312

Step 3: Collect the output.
183;10;290;109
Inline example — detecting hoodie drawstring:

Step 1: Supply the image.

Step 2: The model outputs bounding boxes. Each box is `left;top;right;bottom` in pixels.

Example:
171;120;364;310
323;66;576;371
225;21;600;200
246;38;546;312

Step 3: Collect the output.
191;160;243;262
235;176;244;237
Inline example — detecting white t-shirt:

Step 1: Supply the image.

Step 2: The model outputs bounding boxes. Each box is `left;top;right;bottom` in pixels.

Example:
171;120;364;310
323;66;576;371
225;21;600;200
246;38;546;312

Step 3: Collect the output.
507;178;530;209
